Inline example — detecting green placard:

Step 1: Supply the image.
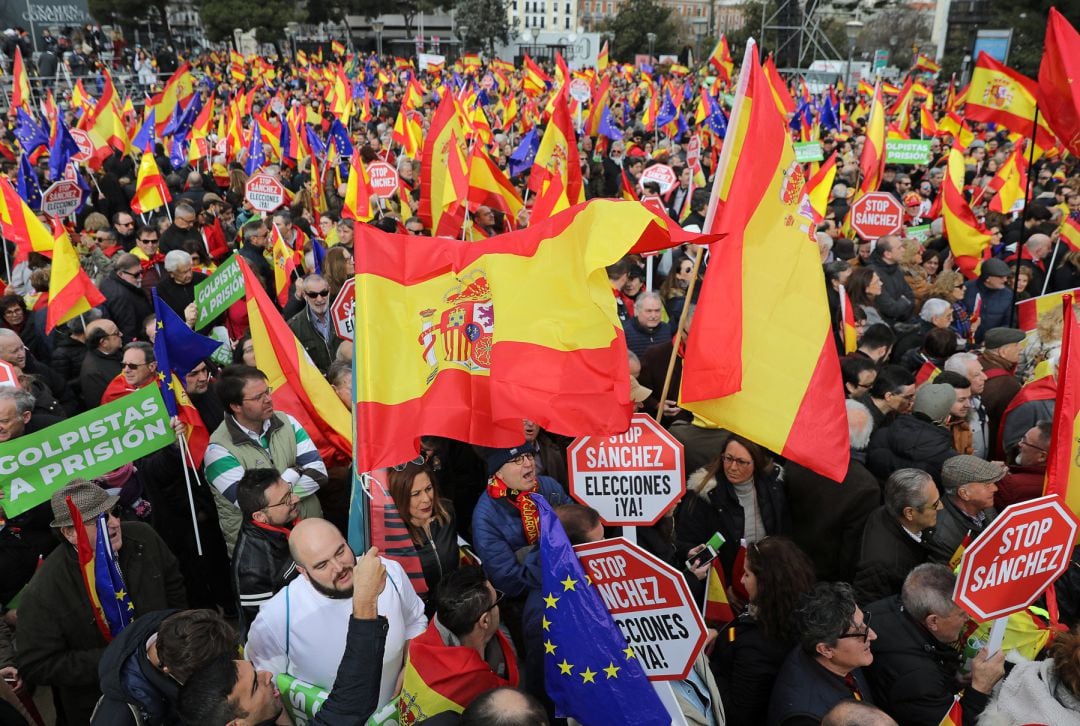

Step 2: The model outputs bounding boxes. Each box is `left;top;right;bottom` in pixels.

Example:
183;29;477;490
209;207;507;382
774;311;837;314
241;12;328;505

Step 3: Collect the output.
905;224;932;241
886;139;933;165
194;254;244;329
0;386;176;518
794;142;824;163
276;673;329;725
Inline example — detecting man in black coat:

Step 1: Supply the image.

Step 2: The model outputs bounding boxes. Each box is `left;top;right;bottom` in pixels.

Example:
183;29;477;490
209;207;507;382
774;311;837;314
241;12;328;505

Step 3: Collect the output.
92;609;238;726
99;253;154;342
865;564;1005;726
868;235;916;326
159;203;202;255
854;468;940;606
80;319;124;409
785;401;881;583
867;383;960;483
236;220;275;300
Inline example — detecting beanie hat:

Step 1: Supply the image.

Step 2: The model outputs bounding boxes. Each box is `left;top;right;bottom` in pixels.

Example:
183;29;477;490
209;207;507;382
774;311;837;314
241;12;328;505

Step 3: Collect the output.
913;383;956;424
483;442;538;477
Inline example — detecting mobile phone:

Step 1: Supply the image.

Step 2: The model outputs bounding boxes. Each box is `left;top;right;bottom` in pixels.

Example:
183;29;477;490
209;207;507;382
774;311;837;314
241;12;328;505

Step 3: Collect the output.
685;532;725;570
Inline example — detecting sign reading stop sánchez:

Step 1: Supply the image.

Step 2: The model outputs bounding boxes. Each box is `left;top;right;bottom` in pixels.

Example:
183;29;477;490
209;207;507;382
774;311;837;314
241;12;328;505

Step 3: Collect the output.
850;191;903;240
568;413;685;526
330;278;356;342
954;494;1078;622
41;181;83;218
574;537;707;681
367;162;399;199
245;173;286;213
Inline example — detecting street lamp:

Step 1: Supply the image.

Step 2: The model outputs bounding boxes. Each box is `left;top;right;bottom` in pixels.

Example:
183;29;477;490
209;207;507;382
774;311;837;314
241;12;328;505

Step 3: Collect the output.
458;24;469;53
844;20;863;89
372;19;384;56
646;31;656;60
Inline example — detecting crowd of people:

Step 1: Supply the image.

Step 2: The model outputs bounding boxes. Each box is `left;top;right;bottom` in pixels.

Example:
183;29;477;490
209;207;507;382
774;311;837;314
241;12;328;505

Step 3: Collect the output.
0;33;1080;726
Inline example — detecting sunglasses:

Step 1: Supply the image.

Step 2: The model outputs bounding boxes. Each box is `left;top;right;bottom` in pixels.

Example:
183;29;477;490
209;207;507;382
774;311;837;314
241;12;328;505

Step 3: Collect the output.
122;362;148;370
305;289;331;299
392;455;426;471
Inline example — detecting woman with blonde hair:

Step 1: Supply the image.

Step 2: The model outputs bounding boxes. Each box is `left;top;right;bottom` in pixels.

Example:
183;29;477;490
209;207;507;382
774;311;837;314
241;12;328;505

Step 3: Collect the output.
898;238;931;309
1015;304;1079;383
930;270;978;346
323;246;353;302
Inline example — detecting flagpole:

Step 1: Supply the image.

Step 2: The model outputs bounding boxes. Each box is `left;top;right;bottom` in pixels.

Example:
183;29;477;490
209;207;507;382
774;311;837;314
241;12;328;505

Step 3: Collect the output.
176;432;204;556
655;244;704;423
1041;235;1062;297
1011;115;1041;327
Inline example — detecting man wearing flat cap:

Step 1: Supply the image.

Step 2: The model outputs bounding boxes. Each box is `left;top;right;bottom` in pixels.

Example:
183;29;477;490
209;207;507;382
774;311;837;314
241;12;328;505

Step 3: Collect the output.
925;456;1006;563
963;260;1014;343
15;479;187;725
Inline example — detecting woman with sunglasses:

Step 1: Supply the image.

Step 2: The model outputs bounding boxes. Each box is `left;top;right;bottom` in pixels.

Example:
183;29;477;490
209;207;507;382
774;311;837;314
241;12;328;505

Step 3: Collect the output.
710;537;816;726
675;433;790;612
386;459;458;615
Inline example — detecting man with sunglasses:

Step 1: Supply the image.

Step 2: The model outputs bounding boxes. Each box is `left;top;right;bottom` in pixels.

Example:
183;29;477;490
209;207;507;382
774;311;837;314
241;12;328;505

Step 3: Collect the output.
287;274;343;375
864;564;1004;725
996;421;1051;509
399;566;519;723
101;342;158;404
100;252;154;342
16;480;186;725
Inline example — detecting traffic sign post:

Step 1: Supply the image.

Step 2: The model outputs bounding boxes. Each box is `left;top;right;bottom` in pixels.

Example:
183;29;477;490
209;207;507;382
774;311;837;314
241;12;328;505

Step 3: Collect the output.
640;164;678;196
955;494;1078;652
574;538;707;681
686;135;701;172
567;413;685;526
41;181;83;218
849;191;904;240
245;173;286;213
330;278;356;342
569;78;591;103
367;162;399;199
69;129;93;163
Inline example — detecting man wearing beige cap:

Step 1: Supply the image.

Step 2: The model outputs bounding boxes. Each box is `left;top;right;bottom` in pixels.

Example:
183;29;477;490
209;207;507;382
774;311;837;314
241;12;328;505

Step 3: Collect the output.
15;479;186;725
926;455;1006;563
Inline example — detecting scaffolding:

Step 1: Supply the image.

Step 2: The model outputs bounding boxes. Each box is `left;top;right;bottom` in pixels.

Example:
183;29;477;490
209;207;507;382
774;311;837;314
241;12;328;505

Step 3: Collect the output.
760;0;845;69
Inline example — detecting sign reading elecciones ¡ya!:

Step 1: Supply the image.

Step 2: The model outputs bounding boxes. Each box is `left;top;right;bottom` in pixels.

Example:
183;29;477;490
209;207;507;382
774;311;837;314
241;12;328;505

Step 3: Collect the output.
0;386;176;518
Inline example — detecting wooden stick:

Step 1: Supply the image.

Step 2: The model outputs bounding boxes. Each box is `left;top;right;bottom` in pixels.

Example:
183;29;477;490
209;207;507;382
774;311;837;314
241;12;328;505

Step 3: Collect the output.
655;244;705;422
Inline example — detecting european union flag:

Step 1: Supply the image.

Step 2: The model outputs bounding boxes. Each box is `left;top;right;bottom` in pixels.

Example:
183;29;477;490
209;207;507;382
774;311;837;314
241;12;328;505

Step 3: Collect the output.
537;497;668;725
311;237;326;274
48;114;81;182
14;109;48;154
508;128;540;178
153;289;222;392
327;119;354;170
821;97;840;132
132;114;155;153
656;91;678;128
598;106;623;142
93;512;133;637
705;97;728;139
245;126;266;176
305;123;327;160
169;137;189;171
17;154;42;211
70;164;92;214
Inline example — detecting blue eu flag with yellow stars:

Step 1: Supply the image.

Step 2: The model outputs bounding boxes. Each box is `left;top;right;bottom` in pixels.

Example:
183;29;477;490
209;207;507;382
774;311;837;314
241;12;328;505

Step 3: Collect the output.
537;497;668;725
93;512;134;636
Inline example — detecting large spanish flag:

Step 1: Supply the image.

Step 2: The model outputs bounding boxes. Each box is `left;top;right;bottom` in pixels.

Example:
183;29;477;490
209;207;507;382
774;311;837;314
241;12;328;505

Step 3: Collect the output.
528;85;585;220
942;147;991;277
1016;287;1080;331
859;82;887;196
46;218;105;333
1038;9;1080;158
419;94;467;232
965;52;1057;148
1044;295;1080;519
238;257;352;466
679;41;849;482
353;199;710;473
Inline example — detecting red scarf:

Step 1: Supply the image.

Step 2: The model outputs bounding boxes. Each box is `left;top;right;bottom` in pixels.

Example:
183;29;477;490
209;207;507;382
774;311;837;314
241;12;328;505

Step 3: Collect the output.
487;476;540;545
140;252;165;271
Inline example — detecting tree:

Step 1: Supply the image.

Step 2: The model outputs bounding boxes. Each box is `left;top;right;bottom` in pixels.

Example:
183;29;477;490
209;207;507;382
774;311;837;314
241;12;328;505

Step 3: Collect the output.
88;0;172;41
454;0;511;55
197;0;300;44
601;0;680;61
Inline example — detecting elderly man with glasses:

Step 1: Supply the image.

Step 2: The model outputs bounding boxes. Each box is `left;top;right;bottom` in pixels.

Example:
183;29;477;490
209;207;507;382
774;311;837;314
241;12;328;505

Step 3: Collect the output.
287;274;343;374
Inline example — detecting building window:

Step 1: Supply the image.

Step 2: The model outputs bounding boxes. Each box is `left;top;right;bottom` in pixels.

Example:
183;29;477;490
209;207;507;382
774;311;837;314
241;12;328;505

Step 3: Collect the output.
565;17;570;28
541;16;545;26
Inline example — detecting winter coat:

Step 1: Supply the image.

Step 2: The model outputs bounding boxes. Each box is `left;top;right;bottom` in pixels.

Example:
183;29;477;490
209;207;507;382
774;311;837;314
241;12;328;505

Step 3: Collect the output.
865;595;990;726
155;272;208;321
711;613;792;726
233;520;297;634
768;648;874;725
287;306;342;374
16;523;187;726
80;347;124;409
100;271;154;343
963;280;1011;343
979;659;1080;726
924;496;995;564
622;316;674;358
869;254;915;325
866;412;959;483
675;465;790;580
91;609;180;726
471;476;569;599
853;506;930;605
51;329;89;403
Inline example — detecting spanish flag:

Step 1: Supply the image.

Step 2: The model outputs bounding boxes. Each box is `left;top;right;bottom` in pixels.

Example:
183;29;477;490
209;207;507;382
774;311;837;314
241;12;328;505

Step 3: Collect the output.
131;150;171;215
1062;216;1080;252
528;86;585;220
353;199;706;473
937;696;962;726
238;257;352;466
597;40;610;72
1038;9;1080;158
270;223;299;307
914;54;942;74
805;152;837;223
0;176;53;260
966;52;1057;149
680;41;849;482
66;498;131;643
11;46;31;113
986;146;1028;214
859;82;887;196
708;35;734;84
1044;294;1080;526
915;360;942;386
46;218;105;333
341;151;376;222
419;95;467;232
839;286;857;354
1016;287;1080;331
704;559;735;624
149;62;195;135
942;148;991;277
467;144;523;221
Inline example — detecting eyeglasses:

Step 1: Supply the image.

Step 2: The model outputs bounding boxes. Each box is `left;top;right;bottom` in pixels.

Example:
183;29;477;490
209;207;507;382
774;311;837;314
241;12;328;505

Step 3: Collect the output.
2;308;21;316
1019;437;1047;453
722;454;753;467
138;238;159;245
919;497;942;512
305;289;330;299
122;269;143;279
507;452;535;466
122;362;148;370
243;387;273;403
837;610;872;642
392;455;426;472
263;490;296;511
478;590;505;620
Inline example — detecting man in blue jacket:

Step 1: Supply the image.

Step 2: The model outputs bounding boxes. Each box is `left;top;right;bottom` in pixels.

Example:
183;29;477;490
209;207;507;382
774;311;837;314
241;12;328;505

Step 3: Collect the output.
963;258;1014;343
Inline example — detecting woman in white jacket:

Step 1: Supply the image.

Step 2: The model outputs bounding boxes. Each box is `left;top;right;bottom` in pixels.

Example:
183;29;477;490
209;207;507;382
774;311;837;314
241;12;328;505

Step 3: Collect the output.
979;625;1080;725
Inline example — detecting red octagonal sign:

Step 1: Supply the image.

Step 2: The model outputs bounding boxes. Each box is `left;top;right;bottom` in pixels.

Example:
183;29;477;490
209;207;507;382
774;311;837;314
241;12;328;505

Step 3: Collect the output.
574;537;707;681
850;191;904;240
330;277;355;342
568;413;685;526
245;173;286;213
955;494;1078;622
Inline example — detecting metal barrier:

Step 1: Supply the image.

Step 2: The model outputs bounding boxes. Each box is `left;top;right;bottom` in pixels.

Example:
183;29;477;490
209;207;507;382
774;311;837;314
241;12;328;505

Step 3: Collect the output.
0;68;175;115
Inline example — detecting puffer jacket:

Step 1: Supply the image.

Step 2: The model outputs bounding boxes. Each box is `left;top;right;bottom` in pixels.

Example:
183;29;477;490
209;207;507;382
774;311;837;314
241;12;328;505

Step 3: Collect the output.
91;609;179;726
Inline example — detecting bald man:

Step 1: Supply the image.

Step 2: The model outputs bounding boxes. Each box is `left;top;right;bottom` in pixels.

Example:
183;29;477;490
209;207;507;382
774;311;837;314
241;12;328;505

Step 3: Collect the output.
80;319;124;409
245;519;426;706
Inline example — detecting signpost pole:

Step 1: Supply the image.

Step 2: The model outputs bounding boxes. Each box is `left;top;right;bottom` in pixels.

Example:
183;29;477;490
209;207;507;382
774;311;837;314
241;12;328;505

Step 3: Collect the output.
656;245;704;422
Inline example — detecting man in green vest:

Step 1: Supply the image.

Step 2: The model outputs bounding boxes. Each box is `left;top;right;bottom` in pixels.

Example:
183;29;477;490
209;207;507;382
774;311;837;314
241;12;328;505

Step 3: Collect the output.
204;365;326;555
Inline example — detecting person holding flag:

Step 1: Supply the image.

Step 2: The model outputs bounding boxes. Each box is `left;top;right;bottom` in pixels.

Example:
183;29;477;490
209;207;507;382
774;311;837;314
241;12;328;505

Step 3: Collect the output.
15;480;187;725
